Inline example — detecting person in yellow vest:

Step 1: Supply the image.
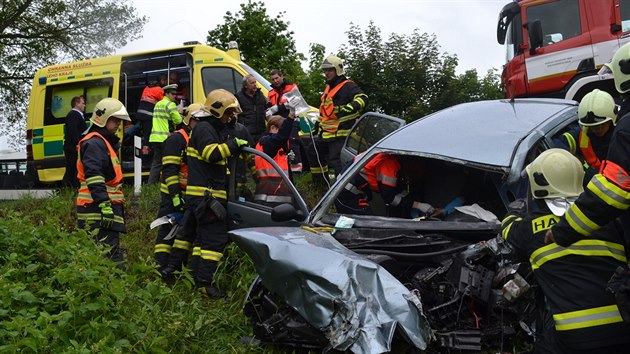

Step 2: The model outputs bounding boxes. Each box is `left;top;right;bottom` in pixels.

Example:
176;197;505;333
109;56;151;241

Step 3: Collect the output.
153;102;202;270
76;98;131;264
254;115;294;207
556;89;616;184
148;84;183;184
308;55;368;186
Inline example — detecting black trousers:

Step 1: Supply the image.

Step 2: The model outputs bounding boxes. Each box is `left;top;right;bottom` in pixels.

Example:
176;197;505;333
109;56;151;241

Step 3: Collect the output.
185;198;228;287
147;142;163;184
63;148;80;188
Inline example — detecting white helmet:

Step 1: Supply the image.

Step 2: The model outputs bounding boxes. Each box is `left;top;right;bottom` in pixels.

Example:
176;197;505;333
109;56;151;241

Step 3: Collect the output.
90;98;130;127
525;148;584;198
182;102;211;125
599;41;630;94
204;89;242;118
578;89;617;127
320;55;344;76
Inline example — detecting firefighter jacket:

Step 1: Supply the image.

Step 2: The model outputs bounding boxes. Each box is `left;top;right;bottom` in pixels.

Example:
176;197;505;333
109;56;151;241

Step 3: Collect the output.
561;125;612;171
150;96;182;144
502;202;630;350
160;128;189;198
254;118;293;205
76;127;126;232
136;86;163;123
185;118;240;202
318;75;368;140
268;80;297;118
235;88;267;137
345;153;405;207
551;103;630;248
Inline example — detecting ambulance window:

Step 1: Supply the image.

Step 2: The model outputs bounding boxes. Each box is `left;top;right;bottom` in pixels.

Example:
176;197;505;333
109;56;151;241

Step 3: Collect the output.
526;0;581;46
43;78;113;126
622;0;630;32
201;67;243;96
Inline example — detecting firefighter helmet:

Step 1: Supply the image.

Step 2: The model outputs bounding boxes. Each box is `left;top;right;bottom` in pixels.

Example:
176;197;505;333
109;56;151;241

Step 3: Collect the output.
204;89;242;118
525;148;584;200
601;41;630;94
320;55;344;76
182;102;211;125
89;98;130;127
578;89;618;127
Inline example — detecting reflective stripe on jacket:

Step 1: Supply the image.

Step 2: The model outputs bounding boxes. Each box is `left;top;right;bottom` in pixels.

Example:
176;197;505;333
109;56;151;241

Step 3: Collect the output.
160;128;189;196
76;132;124;206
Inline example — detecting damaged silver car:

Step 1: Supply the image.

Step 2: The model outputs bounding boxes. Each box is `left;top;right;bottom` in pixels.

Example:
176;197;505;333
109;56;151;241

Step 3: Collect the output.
227;98;580;353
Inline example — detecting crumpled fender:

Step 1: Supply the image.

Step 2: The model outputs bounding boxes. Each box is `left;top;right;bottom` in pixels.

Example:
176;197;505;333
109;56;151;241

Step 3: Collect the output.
230;226;433;353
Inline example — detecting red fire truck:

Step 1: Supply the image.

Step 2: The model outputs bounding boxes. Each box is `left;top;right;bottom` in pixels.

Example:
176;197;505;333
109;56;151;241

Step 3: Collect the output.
497;0;630;101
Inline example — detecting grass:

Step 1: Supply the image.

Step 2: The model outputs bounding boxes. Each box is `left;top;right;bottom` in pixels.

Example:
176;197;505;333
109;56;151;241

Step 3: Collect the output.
0;185;273;354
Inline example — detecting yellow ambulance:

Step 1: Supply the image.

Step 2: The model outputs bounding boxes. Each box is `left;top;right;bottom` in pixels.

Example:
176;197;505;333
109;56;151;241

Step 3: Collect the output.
26;42;273;185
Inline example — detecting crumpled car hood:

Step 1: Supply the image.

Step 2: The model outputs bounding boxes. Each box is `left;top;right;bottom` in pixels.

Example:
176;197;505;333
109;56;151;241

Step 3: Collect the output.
230;226;432;354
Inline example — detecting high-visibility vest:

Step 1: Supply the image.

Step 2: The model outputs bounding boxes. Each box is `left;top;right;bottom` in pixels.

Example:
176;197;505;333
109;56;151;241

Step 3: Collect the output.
140;86;164;105
268;83;297;106
319;80;351;134
359;153;399;192
76;132;124;206
579;128;602;171
254;142;289;178
150;97;181;143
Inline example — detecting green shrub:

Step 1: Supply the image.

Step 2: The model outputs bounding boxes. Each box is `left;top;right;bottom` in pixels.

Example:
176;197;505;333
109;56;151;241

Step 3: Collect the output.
0;186;267;353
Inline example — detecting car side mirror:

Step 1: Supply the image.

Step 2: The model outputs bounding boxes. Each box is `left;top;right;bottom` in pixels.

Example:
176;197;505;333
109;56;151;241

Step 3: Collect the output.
527;20;543;55
271;203;306;222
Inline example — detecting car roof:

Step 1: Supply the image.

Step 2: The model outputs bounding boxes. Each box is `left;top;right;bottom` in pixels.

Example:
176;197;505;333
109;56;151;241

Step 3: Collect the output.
376;98;578;168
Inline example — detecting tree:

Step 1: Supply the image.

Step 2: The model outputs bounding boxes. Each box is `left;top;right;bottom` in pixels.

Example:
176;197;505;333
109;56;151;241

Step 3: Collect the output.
0;0;146;149
334;22;502;121
206;1;305;87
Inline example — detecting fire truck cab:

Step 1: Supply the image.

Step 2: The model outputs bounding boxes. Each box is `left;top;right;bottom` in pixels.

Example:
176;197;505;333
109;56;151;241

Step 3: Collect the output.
497;0;630;101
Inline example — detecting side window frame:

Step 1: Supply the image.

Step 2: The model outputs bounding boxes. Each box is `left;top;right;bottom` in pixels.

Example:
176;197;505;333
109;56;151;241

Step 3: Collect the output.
44;78;113;127
201;66;244;96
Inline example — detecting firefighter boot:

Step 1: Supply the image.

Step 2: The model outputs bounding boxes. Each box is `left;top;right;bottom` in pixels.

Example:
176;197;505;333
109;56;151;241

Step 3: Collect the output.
198;285;226;299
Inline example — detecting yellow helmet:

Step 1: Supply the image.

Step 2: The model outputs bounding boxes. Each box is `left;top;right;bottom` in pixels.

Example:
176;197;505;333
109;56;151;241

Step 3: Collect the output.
183;102;211;125
525;148;584;200
320;55;344;76
578;89;618;127
204;89;242;118
90;98;130;127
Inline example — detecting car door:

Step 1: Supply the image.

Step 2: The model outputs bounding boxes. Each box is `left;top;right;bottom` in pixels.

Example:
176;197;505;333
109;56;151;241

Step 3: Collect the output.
340;112;406;167
227;146;309;230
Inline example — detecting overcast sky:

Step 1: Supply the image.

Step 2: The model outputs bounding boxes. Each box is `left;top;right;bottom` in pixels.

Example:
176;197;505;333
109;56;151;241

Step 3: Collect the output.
120;0;508;75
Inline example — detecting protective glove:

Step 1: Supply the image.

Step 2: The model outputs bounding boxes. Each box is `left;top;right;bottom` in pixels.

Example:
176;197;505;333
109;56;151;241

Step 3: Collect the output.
234;137;249;148
265;105;279;118
411;201;436;218
172;194;185;212
99;201;115;230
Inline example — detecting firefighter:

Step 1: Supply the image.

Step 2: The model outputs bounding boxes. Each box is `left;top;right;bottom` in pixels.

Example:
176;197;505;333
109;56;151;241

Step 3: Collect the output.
502;148;630;353
153;103;202;270
557;89;617;183
254;115;294;207
545;43;630;247
335;153;410;216
148;84;183;184
308;55;368;185
76;98;131;264
546;42;630;325
268;69;304;174
183;89;248;298
136;82;164;168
